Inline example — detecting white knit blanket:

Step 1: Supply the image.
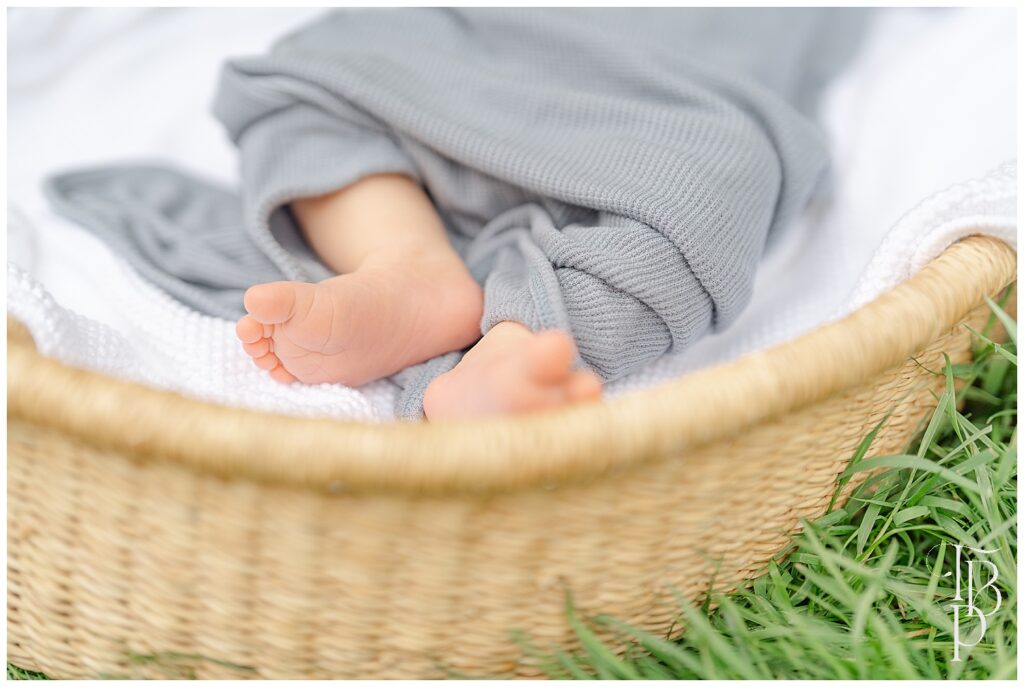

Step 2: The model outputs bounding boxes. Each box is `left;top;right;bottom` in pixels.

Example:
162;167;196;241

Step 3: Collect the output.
7;8;1017;422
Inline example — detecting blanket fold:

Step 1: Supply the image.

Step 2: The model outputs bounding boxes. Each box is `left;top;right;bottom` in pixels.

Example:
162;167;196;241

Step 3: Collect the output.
45;8;870;417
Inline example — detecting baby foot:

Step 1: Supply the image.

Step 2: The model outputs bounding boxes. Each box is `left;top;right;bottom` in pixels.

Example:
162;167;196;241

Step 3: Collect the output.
235;256;483;387
423;321;602;421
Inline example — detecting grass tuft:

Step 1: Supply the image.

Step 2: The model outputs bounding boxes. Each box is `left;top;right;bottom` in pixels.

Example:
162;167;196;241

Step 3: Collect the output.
6;665;48;681
532;296;1016;679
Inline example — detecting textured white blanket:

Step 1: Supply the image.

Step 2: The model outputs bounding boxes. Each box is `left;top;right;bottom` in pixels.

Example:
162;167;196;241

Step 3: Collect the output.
7;7;1017;421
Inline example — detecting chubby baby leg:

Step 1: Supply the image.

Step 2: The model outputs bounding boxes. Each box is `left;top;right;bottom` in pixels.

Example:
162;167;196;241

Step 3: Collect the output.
236;173;483;386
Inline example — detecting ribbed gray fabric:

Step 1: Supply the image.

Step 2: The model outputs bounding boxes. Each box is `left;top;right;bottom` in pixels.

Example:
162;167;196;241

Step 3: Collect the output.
45;8;870;418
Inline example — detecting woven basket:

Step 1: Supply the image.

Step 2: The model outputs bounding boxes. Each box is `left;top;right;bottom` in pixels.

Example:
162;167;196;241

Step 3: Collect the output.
7;236;1016;679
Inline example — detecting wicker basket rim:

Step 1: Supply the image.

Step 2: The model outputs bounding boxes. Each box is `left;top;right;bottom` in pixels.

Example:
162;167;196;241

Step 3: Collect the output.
7;236;1016;494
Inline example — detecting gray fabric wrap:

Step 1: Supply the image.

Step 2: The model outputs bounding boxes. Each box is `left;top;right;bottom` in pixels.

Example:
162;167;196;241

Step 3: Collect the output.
43;8;871;418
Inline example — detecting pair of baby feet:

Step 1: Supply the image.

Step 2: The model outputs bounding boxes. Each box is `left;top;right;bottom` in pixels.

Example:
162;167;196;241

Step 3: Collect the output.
234;259;602;420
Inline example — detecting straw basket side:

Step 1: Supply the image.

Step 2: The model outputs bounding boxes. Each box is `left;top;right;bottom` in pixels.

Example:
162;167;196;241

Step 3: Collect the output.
7;236;1016;679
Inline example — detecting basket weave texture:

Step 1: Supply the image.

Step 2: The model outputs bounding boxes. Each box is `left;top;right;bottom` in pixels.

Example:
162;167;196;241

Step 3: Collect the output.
6;236;1017;679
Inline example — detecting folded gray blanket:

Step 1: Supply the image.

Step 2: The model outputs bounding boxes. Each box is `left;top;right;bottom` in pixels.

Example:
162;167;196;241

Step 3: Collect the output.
45;8;870;417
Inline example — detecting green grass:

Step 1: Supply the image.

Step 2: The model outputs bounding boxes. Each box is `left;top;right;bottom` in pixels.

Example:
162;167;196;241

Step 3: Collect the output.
6;666;48;680
8;299;1016;680
528;295;1017;679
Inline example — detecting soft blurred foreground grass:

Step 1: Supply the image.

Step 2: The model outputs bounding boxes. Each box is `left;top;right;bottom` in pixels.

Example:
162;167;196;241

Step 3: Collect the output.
523;295;1016;679
8;299;1016;680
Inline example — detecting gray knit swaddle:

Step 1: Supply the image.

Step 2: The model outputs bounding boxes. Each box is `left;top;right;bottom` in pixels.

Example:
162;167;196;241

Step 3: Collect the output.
45;8;870;417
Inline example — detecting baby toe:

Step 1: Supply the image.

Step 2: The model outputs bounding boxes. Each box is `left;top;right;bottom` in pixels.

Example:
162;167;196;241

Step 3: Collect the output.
253;352;281;371
243;339;271;358
244;282;300;325
568;370;603;401
269;364;297;384
236;315;264;344
526;330;577;384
